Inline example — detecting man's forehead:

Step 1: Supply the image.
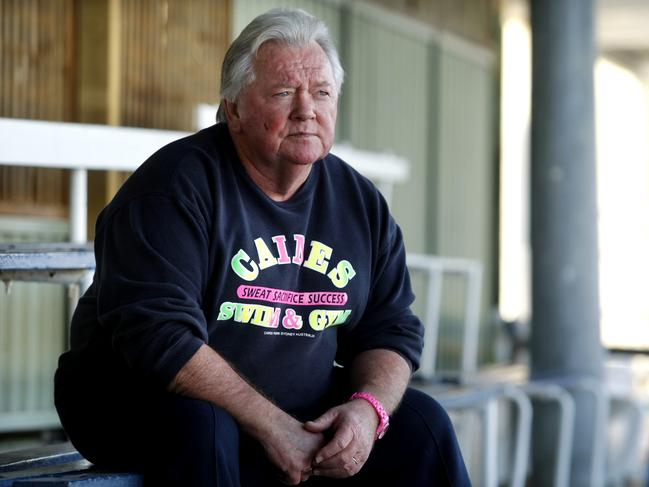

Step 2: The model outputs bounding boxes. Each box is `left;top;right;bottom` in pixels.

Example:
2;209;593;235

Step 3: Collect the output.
254;42;332;77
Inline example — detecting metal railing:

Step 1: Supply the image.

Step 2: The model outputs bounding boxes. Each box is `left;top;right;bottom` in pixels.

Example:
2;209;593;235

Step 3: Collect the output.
406;253;483;380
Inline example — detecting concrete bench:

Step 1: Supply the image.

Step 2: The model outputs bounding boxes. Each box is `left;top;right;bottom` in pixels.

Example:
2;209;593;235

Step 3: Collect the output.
0;442;143;486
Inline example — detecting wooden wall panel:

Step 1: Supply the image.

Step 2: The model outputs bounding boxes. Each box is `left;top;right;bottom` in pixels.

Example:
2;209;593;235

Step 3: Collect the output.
0;167;69;218
0;0;75;121
0;0;74;218
121;0;230;130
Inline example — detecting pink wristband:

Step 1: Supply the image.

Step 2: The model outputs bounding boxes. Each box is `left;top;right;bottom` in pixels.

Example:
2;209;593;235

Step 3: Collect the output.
349;392;390;440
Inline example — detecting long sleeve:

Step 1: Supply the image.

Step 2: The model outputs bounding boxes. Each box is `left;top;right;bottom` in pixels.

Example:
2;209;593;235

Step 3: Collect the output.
94;193;210;387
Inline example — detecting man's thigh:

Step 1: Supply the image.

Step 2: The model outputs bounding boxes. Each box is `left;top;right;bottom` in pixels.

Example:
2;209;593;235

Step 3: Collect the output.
56;372;242;486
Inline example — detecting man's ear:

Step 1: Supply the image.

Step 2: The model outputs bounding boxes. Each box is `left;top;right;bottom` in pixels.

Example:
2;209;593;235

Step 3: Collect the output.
224;100;242;132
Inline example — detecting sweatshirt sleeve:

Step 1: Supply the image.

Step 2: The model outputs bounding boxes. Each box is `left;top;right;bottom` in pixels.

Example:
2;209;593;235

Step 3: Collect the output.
94;193;209;387
336;213;425;372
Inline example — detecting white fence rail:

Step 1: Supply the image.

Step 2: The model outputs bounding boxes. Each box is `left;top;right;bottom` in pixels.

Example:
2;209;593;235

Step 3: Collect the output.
0;117;410;243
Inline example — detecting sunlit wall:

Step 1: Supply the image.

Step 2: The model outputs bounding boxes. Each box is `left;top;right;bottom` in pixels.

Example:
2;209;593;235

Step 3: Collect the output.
499;1;649;351
596;59;649;349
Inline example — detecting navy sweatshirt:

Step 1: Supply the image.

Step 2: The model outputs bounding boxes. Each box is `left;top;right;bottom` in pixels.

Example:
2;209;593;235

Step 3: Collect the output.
58;123;424;412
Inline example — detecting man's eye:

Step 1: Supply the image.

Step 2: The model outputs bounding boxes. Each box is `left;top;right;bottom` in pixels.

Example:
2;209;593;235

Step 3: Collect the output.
274;91;290;97
318;90;330;97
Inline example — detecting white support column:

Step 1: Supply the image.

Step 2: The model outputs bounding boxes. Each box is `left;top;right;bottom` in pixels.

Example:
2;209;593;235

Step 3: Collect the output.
68;168;88;324
69;168;88;243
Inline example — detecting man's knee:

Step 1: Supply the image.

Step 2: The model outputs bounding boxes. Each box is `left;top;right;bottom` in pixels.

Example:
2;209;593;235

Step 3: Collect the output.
395;388;467;469
395;388;471;485
399;388;457;440
363;389;470;485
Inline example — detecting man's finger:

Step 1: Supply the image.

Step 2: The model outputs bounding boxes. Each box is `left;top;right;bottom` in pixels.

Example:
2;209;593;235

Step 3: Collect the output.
303;420;329;433
278;470;302;486
312;452;363;479
304;410;336;433
313;427;354;464
312;445;361;470
300;471;312;483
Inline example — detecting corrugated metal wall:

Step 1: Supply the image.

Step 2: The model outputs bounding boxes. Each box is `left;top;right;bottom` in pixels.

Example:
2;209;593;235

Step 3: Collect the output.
434;44;497;367
232;0;342;44
367;0;498;47
343;3;433;253
0;217;68;433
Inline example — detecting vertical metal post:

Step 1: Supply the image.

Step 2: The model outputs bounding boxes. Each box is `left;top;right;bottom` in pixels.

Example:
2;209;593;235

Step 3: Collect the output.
522;383;576;487
481;398;499;487
530;1;603;485
502;385;533;487
69;168;88;244
68;168;88;326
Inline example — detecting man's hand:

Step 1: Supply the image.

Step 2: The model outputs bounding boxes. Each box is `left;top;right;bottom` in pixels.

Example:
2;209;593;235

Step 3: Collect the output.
259;415;326;485
303;398;378;478
302;349;413;479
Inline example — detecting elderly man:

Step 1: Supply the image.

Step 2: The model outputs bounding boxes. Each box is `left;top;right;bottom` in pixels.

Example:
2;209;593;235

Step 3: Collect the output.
55;8;471;486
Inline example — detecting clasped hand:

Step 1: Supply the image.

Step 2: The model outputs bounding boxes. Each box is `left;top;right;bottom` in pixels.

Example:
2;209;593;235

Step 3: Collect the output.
265;400;378;485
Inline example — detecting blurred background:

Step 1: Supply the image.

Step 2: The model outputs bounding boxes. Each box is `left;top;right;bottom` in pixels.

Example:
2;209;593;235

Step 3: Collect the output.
1;0;649;485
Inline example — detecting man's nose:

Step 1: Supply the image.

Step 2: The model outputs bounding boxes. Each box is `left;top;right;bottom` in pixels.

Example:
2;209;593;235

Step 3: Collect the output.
291;92;316;120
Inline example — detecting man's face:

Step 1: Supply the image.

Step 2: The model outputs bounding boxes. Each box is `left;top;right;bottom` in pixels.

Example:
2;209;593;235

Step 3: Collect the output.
228;41;338;169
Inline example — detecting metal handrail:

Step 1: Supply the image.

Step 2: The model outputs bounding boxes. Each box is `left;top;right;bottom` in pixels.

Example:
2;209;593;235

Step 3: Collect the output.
431;383;532;487
406;253;483;380
520;382;576;487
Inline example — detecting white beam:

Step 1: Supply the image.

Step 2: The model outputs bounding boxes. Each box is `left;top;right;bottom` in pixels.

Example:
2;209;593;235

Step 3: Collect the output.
0;118;409;182
0;118;189;171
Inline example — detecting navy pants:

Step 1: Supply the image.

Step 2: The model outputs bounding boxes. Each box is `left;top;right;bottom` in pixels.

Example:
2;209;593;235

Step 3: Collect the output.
55;370;471;486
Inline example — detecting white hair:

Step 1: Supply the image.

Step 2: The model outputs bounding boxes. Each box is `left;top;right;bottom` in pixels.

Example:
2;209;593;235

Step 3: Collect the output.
216;8;344;123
